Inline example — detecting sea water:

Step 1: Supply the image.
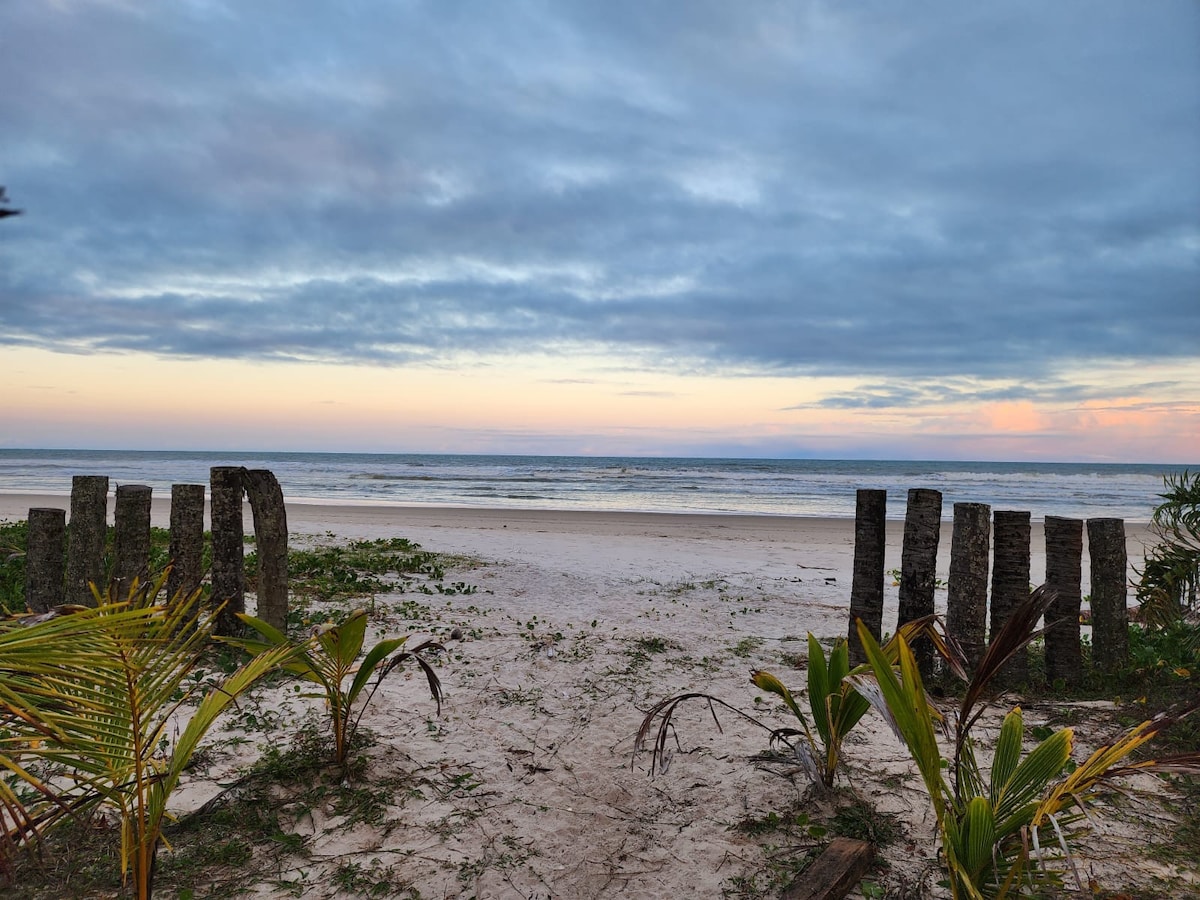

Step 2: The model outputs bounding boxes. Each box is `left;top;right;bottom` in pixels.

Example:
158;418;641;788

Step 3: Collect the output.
0;449;1189;521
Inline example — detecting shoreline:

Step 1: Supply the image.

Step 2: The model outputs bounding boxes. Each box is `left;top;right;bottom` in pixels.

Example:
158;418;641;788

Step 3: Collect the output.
1;492;1156;598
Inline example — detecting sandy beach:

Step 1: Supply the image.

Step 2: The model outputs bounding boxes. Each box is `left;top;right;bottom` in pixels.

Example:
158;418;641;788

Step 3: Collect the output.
0;495;1187;899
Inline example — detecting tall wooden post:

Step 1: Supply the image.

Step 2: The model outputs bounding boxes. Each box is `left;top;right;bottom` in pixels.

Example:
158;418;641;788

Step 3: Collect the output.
25;508;66;614
210;466;246;636
66;474;109;607
166;484;206;605
898;488;943;678
1088;518;1129;674
245;469;289;632
990;510;1032;685
1045;516;1084;685
113;484;152;599
847;489;887;664
946;502;991;673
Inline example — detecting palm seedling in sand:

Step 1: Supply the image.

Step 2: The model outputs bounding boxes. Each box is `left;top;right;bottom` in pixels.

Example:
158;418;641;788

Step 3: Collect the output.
0;574;295;899
235;608;444;769
851;587;1200;898
636;619;961;790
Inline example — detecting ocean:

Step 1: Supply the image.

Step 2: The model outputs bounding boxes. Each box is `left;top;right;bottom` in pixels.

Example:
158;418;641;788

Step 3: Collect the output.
0;449;1190;521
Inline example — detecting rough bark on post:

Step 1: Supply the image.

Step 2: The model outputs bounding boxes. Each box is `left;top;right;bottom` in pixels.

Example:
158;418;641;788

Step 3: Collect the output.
946;502;991;673
245;469;289;632
112;484;152;600
210;466;246;636
25;508;66;614
1088;517;1129;674
847;489;887;665
166;484;206;605
66;474;109;607
1045;516;1084;685
990;510;1032;685
898;488;943;678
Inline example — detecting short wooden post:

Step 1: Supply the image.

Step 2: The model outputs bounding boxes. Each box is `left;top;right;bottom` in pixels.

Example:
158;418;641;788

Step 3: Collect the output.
1045;516;1084;685
947;502;991;673
166;484;206;604
898;488;943;678
66;474;109;607
112;484;152;599
210;466;246;636
847;489;886;664
24;508;66;613
245;469;289;632
990;510;1032;685
1088;517;1129;674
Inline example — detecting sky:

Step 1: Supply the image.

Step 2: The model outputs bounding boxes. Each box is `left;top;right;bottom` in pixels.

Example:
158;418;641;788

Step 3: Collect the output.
2;1;1198;462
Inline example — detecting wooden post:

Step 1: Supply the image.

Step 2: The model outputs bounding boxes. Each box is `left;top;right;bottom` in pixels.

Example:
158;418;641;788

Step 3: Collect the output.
1045;516;1084;685
1088;517;1129;674
24;508;66;614
66;474;109;607
166;484;206;605
245;469;289;632
897;488;942;678
847;489;886;665
112;484;152;599
947;502;991;673
990;510;1032;685
210;466;246;636
781;837;874;900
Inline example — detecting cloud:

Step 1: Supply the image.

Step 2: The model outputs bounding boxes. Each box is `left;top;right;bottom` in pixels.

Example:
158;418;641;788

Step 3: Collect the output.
1;0;1197;398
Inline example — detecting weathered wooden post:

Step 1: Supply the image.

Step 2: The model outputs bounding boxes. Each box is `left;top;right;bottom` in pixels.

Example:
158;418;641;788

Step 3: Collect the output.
1045;516;1084;685
990;510;1032;684
166;484;206;605
1088;517;1129;674
66;474;109;607
112;484;152;599
897;488;942;678
245;469;289;632
946;502;991;673
24;508;66;614
847;489;887;664
210;466;246;636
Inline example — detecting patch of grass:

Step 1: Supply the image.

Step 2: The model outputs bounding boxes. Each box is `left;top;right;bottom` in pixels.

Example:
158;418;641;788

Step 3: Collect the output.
731;636;764;658
831;798;901;846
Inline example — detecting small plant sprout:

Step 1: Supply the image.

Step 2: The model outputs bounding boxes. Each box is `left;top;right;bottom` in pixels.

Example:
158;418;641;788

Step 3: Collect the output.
234;609;444;769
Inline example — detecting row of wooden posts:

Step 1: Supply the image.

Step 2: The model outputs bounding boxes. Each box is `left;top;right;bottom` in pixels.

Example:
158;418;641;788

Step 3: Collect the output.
22;467;290;635
24;476;1130;684
847;488;1130;684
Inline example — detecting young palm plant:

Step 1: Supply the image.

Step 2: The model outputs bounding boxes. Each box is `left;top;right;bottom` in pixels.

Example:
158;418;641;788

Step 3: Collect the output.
0;574;296;899
636;620;964;790
234;609;443;769
851;587;1200;899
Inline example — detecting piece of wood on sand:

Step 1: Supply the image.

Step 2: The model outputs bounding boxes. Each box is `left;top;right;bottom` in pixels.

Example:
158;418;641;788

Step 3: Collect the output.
781;837;874;900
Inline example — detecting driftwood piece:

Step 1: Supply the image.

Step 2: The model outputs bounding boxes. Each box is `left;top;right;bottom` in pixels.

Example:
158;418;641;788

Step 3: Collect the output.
990;510;1032;684
946;502;991;672
112;484;152;599
210;466;246;636
1045;516;1084;685
781;837;874;900
245;468;289;632
898;488;942;678
66;474;109;607
167;484;206;604
25;508;66;614
1088;517;1129;673
847;489;886;664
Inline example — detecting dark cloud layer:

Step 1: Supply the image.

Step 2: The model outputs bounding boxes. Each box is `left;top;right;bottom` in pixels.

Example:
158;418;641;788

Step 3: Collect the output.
2;1;1197;391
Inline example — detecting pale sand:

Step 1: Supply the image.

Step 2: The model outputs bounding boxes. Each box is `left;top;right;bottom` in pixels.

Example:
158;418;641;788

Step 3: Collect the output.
0;495;1186;898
